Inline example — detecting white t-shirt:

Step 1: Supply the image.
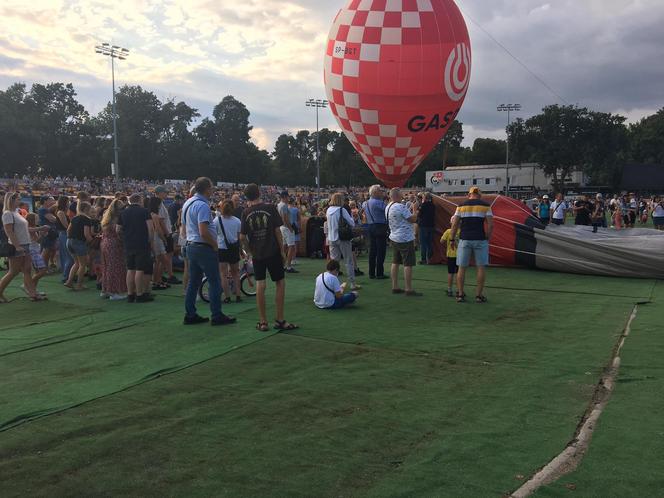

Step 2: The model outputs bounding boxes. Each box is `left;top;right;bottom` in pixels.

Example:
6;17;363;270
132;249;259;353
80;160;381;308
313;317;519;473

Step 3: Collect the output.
159;202;171;231
212;215;241;250
653;204;664;217
550;200;568;220
326;206;355;243
314;272;342;309
386;202;415;243
2;210;30;246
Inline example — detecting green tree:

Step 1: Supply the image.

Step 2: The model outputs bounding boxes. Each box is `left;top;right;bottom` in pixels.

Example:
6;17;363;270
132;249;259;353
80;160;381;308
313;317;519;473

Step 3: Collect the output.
471;138;506;165
629;108;664;164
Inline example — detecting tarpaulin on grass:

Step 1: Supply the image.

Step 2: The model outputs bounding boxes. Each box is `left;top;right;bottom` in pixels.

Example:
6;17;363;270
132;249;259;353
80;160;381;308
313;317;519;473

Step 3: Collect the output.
432;195;664;279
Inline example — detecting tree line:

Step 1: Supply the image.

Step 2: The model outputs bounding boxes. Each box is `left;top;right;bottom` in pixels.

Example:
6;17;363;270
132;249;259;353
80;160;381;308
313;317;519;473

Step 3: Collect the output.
0;82;662;188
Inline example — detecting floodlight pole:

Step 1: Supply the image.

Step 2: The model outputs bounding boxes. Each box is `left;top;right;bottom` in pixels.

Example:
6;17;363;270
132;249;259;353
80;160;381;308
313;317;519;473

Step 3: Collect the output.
96;43;129;183
497;104;521;195
306;99;328;196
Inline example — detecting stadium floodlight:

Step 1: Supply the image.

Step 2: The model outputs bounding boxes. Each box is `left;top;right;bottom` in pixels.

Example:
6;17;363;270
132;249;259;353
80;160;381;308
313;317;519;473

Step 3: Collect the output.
305;99;329;194
497;104;522;195
95;43;130;183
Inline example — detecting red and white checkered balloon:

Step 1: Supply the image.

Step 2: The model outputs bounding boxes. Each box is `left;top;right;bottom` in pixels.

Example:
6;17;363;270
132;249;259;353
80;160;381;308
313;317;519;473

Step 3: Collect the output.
324;0;471;187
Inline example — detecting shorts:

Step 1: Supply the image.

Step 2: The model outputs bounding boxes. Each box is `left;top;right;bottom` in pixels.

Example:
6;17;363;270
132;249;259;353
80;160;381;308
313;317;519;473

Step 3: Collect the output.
539;217;550;226
447;257;459;275
41;234;57;251
219;244;241;265
654;217;664;228
391;240;416;267
126;251;153;274
67;238;89;257
552;218;564;226
29;244;47;270
153;235;166;256
165;233;174;253
457;239;490;268
254;252;285;282
280;226;296;247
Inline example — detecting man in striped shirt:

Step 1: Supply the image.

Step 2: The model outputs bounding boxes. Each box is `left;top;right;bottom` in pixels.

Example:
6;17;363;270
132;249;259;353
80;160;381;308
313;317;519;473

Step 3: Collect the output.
449;187;494;304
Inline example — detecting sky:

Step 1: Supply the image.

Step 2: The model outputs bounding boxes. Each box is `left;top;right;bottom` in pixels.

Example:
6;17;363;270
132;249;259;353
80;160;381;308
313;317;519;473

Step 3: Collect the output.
1;0;663;152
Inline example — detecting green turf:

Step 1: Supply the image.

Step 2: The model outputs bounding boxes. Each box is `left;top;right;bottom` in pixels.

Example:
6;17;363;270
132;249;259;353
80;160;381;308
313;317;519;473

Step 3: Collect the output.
534;281;664;498
0;261;659;497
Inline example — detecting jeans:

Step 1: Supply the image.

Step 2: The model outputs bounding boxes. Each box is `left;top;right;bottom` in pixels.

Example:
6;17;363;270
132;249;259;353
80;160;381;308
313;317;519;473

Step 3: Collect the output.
368;224;387;277
419;226;434;262
58;231;73;280
185;244;222;320
329;293;357;309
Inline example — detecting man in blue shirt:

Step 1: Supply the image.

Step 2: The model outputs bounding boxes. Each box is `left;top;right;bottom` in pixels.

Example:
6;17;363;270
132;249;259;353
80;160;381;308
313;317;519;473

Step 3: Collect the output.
181;177;236;327
362;185;388;279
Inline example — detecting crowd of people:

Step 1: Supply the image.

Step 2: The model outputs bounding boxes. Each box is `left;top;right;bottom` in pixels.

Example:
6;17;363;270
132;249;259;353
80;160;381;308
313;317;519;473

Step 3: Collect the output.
532;193;664;231
1;174;661;323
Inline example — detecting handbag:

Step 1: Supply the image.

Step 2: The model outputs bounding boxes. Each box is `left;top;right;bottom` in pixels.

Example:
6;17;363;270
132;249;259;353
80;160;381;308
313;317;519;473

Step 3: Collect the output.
217;216;240;252
0;220;17;258
338;208;354;241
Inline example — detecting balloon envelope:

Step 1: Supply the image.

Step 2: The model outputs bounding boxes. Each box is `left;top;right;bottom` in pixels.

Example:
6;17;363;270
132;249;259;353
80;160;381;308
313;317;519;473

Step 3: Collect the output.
324;0;471;187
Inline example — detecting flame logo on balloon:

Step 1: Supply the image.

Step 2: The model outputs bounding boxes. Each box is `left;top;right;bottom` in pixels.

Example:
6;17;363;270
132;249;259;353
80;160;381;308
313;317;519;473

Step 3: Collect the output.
444;43;471;102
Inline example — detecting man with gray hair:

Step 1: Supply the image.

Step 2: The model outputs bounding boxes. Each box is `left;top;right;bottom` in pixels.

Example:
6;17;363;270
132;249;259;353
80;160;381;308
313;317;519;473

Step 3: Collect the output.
362;184;388;279
385;188;422;297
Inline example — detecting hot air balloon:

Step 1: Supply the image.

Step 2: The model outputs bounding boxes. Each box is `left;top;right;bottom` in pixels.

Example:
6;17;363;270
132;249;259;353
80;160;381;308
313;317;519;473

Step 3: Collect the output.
324;0;472;187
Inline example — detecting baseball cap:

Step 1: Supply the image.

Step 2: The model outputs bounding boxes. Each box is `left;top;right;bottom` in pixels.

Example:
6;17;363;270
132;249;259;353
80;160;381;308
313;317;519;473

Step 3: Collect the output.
543;195;549;200
469;186;481;195
155;185;168;194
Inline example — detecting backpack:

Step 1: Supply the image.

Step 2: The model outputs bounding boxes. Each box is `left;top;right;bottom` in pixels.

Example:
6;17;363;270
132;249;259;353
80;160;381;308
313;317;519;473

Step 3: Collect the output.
338;208;354;241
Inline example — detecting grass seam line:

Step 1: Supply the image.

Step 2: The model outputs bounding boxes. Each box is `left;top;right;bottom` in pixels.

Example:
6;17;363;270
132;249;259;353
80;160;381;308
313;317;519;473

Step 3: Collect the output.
0;332;276;434
509;303;642;498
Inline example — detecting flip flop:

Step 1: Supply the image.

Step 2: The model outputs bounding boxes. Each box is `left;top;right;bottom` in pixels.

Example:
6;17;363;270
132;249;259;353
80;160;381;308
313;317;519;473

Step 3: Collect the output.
256;322;270;332
274;320;299;331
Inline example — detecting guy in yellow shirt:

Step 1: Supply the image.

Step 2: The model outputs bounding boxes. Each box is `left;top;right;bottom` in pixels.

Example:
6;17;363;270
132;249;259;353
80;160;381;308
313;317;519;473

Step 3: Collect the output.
441;225;460;297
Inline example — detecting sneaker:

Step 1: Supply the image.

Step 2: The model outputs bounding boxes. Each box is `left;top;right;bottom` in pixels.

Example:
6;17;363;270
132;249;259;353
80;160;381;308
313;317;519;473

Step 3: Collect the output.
211;315;237;326
354;269;364;276
165;276;182;284
236;296;243;303
285;267;299;274
184;315;210;325
446;290;454;298
109;294;127;301
136;294;155;303
375;275;389;280
127;294;136;303
405;291;423;297
100;292;110;299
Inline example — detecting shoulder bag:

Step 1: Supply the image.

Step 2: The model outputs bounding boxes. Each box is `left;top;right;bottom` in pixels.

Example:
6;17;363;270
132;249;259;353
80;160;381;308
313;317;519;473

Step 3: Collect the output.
338;208;354;241
0;214;17;258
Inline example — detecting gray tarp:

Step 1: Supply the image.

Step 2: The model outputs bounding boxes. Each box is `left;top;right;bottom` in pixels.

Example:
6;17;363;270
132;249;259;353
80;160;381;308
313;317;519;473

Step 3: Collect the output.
534;226;664;280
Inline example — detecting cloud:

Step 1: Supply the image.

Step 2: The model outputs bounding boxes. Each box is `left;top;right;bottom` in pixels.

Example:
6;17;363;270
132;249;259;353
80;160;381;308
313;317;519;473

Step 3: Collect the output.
0;0;663;154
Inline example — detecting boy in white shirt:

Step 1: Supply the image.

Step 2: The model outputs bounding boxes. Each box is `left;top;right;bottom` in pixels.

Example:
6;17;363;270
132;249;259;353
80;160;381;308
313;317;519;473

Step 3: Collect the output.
314;260;358;309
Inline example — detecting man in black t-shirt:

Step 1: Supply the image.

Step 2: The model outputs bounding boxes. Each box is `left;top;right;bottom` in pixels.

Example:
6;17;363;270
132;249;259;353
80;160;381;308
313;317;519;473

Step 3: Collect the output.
574;196;592;226
417;193;436;264
240;184;298;332
118;193;154;303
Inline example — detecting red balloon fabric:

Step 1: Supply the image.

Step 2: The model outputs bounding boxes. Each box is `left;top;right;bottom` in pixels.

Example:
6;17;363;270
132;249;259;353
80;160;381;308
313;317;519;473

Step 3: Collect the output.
324;0;472;187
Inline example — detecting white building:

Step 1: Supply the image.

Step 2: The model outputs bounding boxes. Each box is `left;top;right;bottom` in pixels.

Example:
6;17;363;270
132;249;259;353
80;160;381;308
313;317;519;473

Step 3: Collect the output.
426;163;587;195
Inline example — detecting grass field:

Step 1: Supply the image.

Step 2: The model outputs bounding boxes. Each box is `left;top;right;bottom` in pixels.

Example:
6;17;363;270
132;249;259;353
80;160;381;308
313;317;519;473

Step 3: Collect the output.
0;259;661;498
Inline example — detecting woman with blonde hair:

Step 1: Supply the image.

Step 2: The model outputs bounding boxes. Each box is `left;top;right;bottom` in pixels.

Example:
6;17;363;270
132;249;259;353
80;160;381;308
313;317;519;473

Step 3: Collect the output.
325;192;360;291
1;192;49;302
212;200;243;304
100;199;128;300
65;201;95;291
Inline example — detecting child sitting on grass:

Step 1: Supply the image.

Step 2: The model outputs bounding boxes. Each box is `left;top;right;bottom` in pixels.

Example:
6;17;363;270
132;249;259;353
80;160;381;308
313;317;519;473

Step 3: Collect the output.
441;223;460;297
314;260;358;310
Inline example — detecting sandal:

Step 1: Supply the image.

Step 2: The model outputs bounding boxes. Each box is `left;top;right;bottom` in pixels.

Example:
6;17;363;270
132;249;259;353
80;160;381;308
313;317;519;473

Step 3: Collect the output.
476;295;488;304
456;293;467;303
223;297;232;304
256;322;270;332
274;320;299;331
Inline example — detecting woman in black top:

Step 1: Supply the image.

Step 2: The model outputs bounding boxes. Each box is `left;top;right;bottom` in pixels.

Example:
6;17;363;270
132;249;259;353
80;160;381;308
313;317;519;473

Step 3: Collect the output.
65;201;94;291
